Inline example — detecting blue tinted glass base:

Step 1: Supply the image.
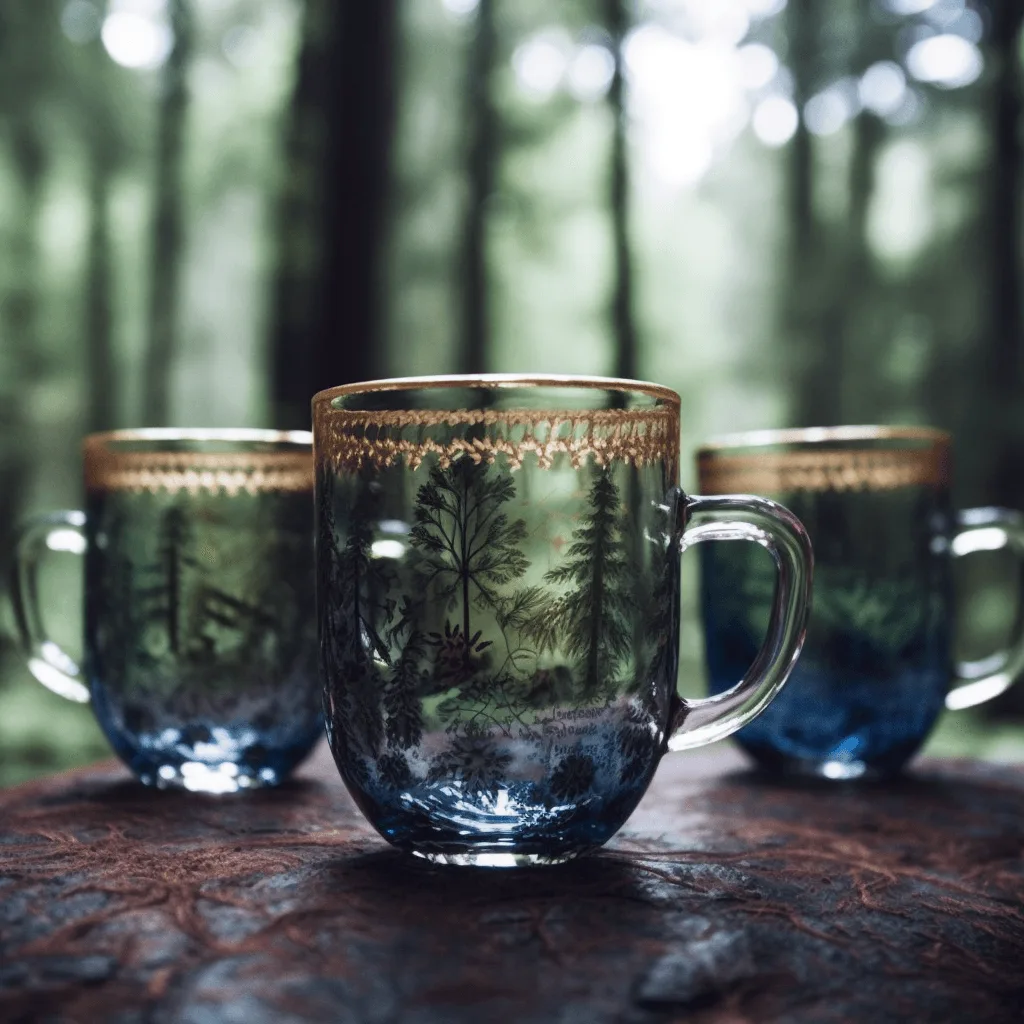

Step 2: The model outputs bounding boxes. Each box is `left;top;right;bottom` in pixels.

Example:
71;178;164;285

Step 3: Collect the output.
348;776;649;866
91;685;322;793
710;661;946;779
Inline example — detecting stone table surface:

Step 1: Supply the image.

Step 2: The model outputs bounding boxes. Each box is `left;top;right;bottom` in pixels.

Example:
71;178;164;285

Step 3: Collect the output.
1;742;1023;1024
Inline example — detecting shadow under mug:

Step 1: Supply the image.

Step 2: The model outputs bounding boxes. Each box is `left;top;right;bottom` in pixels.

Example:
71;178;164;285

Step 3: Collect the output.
9;429;323;793
313;375;813;865
697;426;1024;781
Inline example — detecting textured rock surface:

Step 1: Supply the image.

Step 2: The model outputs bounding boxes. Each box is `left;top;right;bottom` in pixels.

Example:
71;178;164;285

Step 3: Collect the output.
2;744;1023;1023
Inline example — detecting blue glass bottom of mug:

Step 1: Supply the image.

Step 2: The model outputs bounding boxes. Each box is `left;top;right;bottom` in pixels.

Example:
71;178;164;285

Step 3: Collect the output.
706;633;948;780
347;775;652;866
90;680;324;793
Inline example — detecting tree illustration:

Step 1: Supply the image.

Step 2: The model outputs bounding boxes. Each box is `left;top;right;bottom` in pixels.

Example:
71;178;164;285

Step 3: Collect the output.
318;471;394;758
319;472;394;668
410;457;528;673
135;506;199;657
529;469;632;698
383;600;428;749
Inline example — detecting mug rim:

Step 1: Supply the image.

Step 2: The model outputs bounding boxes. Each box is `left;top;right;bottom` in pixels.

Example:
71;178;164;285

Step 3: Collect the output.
697;424;950;454
311;374;680;407
84;428;313;449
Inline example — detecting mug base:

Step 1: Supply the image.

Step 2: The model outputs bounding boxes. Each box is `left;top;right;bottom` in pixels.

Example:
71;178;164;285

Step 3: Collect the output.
410;848;583;868
137;760;285;794
751;751;898;783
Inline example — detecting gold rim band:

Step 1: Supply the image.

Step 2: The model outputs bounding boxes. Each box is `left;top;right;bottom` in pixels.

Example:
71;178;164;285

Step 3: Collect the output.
314;406;680;472
83;430;313;495
696;424;950;454
698;446;951;494
312;374;680;407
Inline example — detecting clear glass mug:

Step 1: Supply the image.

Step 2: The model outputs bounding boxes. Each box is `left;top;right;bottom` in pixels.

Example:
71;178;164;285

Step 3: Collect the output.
313;375;814;865
10;429;323;793
697;427;1024;780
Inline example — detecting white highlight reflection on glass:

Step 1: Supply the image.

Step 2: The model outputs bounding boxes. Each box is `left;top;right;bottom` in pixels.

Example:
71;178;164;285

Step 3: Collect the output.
906;34;983;90
371;539;407;560
102;11;173;70
46;529;87;554
859;61;907;117
752;96;798;147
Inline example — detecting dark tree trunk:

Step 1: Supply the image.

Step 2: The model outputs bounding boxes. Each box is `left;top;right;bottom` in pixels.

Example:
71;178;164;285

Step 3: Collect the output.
271;0;397;429
0;122;45;664
85;151;116;434
142;0;193;427
840;89;884;422
458;0;497;376
783;0;831;427
985;0;1024;509
605;0;637;383
982;0;1024;719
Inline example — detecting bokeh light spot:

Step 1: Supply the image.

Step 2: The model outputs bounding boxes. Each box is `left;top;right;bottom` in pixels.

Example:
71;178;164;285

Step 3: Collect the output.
906;33;983;89
101;11;173;70
752;96;798;147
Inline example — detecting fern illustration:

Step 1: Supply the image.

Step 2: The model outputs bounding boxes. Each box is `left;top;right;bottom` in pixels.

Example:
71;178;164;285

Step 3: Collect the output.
410;456;529;673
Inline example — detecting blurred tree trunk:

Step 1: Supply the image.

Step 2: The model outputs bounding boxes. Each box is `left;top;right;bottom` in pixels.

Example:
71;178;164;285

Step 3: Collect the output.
840;3;884;422
0;122;45;663
142;0;194;427
783;0;834;427
606;0;637;383
271;0;397;428
984;0;1024;509
457;0;497;376
85;149;116;434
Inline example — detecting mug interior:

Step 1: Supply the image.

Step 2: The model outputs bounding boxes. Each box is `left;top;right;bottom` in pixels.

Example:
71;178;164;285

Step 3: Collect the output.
317;374;676;413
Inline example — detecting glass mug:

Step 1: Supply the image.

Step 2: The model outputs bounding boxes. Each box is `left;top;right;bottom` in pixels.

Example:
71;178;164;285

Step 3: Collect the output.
698;427;1024;781
313;375;813;865
10;429;323;793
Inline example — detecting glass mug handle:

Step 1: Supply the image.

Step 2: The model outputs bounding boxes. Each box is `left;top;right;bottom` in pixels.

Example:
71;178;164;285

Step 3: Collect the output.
946;506;1024;711
667;493;813;751
9;510;90;703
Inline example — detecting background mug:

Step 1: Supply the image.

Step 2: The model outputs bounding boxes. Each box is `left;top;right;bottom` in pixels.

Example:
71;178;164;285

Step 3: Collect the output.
698;426;1024;781
10;429;322;793
314;375;813;865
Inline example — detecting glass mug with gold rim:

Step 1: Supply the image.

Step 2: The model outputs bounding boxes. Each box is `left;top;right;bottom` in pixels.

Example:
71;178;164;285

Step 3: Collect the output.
10;429;323;793
314;375;813;865
697;426;1024;781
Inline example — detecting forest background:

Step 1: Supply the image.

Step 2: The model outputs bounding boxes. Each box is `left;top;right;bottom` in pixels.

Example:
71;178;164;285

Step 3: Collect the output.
2;0;1023;784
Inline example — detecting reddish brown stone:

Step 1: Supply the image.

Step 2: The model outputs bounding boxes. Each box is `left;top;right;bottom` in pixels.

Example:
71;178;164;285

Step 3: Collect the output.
1;745;1022;1023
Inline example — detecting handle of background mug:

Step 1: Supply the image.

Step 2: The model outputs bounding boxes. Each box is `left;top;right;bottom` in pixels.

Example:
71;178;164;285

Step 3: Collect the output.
667;493;813;752
946;507;1024;711
9;510;90;703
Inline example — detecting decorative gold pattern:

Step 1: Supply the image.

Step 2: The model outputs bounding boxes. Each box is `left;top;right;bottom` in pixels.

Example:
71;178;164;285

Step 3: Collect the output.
313;406;680;472
84;432;313;495
698;446;951;495
314;373;680;406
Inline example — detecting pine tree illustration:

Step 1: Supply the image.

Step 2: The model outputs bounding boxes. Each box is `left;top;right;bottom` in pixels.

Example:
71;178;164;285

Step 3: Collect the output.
319;471;394;667
410;456;528;673
383;609;427;749
529;468;632;697
135;506;199;657
318;469;394;756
